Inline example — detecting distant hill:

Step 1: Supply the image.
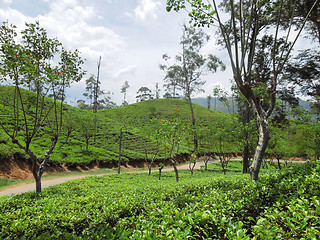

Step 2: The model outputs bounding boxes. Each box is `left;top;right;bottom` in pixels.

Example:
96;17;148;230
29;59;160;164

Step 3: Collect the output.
192;97;312;113
192;97;237;113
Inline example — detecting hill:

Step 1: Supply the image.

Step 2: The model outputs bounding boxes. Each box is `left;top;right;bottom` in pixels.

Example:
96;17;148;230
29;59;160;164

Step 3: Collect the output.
0;86;234;176
192;96;312;113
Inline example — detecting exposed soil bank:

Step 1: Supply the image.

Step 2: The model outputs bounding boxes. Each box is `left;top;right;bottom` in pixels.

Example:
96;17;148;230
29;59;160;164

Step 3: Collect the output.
0;153;193;180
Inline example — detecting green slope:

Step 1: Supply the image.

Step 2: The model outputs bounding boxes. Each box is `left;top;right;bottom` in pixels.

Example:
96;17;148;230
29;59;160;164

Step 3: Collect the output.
0;86;233;164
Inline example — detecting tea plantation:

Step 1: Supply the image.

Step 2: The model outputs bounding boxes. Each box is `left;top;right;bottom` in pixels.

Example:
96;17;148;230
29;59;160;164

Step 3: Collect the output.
0;85;234;165
1;161;319;239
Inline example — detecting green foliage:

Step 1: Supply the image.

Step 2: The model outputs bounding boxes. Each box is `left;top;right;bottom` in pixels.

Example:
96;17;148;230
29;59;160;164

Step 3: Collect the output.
0;89;235;164
0;161;318;239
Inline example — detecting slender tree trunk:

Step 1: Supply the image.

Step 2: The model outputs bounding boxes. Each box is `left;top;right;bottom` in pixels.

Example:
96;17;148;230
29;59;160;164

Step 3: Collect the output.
187;94;198;151
189;161;196;175
242;101;251;173
249;115;270;180
276;155;282;170
243;144;250;173
204;156;209;171
148;155;155;175
172;161;179;182
158;166;163;180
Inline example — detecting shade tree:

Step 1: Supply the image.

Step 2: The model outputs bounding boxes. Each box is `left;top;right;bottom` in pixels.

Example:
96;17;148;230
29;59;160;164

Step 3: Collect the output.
121;80;130;106
155;117;189;182
0;21;85;192
213;84;229;111
166;0;318;180
136;86;153;102
160;24;225;151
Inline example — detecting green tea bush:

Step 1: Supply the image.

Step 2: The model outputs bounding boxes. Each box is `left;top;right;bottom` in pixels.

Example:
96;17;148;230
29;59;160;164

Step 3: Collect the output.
1;161;319;239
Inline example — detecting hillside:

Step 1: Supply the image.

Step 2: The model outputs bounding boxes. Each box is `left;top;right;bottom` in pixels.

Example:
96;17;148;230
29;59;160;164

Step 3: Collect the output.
0;86;233;177
192;96;312;113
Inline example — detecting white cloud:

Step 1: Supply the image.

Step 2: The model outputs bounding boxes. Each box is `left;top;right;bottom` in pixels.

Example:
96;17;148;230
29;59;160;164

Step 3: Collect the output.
134;0;161;21
34;1;126;69
0;0;11;9
113;65;137;78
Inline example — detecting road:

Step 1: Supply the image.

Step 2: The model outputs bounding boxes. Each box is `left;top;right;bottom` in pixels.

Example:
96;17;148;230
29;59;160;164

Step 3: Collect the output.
0;159;305;196
0;160;217;196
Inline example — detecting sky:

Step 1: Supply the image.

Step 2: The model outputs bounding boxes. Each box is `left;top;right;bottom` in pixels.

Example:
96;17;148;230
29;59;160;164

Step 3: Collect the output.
0;0;233;106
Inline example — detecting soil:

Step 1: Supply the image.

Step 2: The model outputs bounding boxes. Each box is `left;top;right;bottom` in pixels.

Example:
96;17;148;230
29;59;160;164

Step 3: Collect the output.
0;154;218;196
0;153;192;180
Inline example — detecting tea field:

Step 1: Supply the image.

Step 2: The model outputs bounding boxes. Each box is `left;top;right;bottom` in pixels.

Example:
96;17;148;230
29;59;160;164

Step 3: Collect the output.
1;161;319;239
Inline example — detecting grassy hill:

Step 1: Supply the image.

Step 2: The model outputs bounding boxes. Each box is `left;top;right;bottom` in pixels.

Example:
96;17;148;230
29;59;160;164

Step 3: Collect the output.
0;86;234;166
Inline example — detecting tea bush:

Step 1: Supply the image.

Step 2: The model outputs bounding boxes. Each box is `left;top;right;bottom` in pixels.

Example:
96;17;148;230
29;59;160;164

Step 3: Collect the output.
0;161;319;239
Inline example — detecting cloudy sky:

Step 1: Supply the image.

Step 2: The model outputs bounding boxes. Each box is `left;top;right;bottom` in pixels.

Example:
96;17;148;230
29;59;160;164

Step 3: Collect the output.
0;0;233;105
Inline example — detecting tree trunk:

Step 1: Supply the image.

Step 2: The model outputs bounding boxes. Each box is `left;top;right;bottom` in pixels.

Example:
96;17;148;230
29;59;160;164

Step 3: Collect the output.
204;160;208;171
158;167;163;180
243;101;251;173
276;156;282;170
172;160;179;182
187;95;198;151
35;175;42;193
249;116;270;180
243;144;250;173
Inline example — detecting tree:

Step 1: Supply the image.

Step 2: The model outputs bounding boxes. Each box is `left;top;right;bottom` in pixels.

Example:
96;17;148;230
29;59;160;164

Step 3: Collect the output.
136;86;153;102
285;49;320;116
61;109;79;144
160;24;225;151
213;85;228;111
232;85;256;173
78;113;94;152
83;75;115;110
160;54;182;99
157;117;188;182
121;80;130;106
277;0;320;119
0;21;85;192
280;0;320;44
207;95;212;109
166;0;318;180
155;83;161;99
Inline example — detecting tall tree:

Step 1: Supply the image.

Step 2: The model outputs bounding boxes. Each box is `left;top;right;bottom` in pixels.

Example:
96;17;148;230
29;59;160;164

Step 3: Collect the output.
0;21;85;192
155;82;161;99
160;24;225;151
213;85;228;111
166;0;318;180
121;80;130;106
285;49;320;116
280;0;320;44
207;94;212;109
136;86;153;102
160;54;182;99
83;75;115;110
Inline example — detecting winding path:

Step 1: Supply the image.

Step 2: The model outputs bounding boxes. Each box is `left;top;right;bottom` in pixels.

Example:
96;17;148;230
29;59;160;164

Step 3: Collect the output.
0;159;305;196
0;160;217;196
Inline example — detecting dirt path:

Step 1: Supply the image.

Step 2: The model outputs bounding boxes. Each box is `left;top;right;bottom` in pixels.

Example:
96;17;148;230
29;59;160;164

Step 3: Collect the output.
0;159;305;197
0;160;218;197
